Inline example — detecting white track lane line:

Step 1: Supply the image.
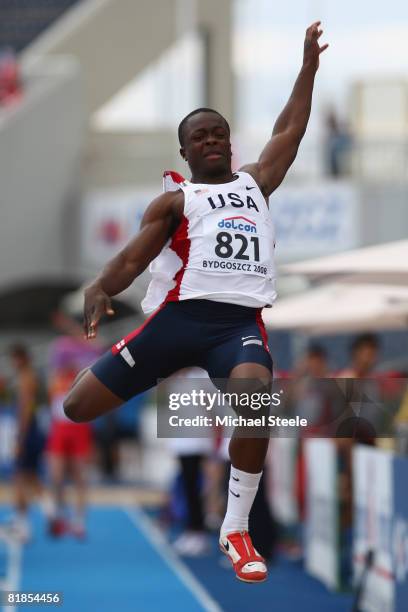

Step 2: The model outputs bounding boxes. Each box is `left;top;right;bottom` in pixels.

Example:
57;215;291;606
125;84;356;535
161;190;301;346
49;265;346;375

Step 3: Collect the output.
123;507;223;612
0;527;22;612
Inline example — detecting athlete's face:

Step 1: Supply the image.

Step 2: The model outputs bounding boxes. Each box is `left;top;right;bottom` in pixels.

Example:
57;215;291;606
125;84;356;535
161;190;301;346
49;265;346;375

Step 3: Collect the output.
180;112;232;177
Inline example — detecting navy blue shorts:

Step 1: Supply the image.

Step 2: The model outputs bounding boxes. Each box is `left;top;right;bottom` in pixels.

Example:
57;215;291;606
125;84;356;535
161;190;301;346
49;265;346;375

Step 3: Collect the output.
91;299;272;401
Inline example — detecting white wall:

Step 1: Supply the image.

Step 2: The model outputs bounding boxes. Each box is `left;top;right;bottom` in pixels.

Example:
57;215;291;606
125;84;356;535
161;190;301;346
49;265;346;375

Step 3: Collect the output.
21;0;233;120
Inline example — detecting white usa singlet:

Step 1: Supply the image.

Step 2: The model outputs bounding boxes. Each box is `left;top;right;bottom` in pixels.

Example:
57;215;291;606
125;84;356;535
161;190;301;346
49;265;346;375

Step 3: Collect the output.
141;170;277;313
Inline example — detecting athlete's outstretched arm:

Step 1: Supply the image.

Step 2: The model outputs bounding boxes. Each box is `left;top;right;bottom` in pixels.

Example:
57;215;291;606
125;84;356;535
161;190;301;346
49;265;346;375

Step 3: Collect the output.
241;21;328;197
83;191;182;339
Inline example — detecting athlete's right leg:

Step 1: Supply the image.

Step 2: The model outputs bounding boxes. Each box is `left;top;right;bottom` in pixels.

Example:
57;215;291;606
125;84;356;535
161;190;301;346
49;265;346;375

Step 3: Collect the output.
64;303;198;423
201;310;273;583
63;369;123;423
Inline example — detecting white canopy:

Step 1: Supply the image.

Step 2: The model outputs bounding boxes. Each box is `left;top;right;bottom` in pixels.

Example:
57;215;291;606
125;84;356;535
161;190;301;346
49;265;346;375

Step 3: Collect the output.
263;283;408;334
280;240;408;285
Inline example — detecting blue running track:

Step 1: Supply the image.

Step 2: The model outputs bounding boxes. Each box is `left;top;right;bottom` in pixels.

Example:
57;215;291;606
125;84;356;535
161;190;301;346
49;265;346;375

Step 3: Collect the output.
0;506;353;612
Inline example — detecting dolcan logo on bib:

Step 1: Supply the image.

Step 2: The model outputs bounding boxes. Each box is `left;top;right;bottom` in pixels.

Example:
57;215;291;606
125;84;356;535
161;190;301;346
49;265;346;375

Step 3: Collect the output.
218;216;257;234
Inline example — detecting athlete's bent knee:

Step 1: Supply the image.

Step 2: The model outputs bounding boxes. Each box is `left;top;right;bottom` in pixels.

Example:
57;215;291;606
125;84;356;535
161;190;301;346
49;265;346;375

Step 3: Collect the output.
63;393;88;423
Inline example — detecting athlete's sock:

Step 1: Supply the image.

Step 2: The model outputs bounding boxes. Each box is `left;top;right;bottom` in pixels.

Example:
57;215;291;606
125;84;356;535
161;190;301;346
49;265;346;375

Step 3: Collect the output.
220;466;262;537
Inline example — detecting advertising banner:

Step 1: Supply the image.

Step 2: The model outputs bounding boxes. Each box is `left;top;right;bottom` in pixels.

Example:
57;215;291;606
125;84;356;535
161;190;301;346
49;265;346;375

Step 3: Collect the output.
81;189;155;267
267;438;299;526
81;183;359;269
305;438;339;590
272;182;358;261
392;456;408;612
353;446;394;612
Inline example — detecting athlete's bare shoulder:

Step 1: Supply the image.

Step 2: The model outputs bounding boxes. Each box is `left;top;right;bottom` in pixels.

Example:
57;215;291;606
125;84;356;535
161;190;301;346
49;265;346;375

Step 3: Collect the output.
141;189;184;229
238;163;268;199
169;189;185;220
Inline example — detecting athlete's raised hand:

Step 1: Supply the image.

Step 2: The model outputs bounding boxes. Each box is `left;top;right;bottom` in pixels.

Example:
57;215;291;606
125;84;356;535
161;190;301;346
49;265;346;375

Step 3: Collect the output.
83;283;115;339
303;21;328;70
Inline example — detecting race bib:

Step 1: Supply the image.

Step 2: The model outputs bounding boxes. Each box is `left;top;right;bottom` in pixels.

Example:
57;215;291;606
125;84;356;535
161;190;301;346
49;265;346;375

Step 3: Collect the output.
201;212;271;276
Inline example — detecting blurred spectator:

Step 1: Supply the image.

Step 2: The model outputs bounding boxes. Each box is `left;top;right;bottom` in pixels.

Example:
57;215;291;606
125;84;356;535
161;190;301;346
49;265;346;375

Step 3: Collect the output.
0;47;23;107
6;344;46;542
286;344;345;435
0;376;15;474
334;333;384;582
93;394;145;482
171;445;210;556
335;333;383;444
394;385;408;455
93;413;120;481
202;438;228;532
340;333;379;378
0;375;7;400
296;343;329;378
283;346;333;534
46;310;103;538
323;107;352;178
167;369;213;557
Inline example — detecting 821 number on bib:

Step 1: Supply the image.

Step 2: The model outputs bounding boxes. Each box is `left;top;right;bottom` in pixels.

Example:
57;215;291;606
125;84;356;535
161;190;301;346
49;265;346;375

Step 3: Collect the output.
215;232;260;261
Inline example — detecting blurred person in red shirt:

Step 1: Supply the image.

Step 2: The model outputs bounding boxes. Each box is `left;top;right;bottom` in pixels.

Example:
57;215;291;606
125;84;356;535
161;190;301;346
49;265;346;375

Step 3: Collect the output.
46;311;102;538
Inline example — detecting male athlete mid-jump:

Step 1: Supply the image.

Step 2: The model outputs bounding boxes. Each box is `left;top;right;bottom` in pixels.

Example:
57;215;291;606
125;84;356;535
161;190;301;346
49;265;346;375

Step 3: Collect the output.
64;23;328;583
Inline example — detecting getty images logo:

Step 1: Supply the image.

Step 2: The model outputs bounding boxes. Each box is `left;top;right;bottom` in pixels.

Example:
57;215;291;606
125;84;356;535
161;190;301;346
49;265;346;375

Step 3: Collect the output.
218;216;257;233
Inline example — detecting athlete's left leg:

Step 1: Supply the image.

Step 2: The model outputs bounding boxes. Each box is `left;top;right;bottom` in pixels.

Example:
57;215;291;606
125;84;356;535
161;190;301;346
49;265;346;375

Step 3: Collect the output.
219;362;272;583
227;362;272;473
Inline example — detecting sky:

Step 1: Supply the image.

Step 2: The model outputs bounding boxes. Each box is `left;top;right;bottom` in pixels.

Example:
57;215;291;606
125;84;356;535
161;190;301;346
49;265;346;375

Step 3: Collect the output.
94;0;408;135
236;0;408;28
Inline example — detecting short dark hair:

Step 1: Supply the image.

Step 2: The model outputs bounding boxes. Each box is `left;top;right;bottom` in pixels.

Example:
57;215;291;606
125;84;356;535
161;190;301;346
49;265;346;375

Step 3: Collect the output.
307;343;327;360
8;343;29;360
178;108;230;146
351;333;379;354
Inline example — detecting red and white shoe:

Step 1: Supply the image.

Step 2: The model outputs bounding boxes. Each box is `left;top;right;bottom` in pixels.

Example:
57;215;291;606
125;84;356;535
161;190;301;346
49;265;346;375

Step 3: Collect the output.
219;531;268;583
